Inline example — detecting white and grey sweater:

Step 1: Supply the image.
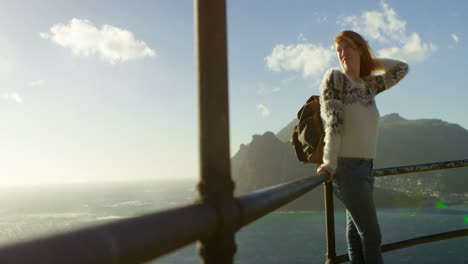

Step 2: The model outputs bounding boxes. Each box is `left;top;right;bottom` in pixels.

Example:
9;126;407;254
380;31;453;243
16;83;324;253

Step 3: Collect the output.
319;58;409;174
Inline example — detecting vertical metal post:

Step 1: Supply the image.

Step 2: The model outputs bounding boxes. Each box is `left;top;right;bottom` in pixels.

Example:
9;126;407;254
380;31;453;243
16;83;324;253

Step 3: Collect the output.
194;0;239;263
324;181;336;264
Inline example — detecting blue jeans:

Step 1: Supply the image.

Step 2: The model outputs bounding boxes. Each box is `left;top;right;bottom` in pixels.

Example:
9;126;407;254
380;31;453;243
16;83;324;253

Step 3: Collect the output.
332;157;383;264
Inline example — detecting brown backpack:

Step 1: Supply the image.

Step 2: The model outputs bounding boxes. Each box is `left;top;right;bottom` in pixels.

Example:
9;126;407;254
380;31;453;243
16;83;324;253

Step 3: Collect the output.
290;95;325;165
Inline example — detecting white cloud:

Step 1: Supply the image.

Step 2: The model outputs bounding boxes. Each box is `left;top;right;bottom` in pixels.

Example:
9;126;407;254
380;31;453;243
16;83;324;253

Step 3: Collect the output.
272;87;281;93
40;18;156;64
2;93;24;104
378;33;437;61
28;80;45;87
265;42;334;78
338;1;435;61
338;2;406;44
257;104;270;117
451;33;459;43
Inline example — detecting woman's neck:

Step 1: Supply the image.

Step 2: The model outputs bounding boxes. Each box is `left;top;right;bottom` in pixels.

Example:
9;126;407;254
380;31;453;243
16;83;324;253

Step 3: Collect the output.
344;70;360;82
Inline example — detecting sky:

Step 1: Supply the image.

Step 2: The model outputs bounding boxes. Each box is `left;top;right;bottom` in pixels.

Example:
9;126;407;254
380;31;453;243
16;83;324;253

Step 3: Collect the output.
0;0;467;185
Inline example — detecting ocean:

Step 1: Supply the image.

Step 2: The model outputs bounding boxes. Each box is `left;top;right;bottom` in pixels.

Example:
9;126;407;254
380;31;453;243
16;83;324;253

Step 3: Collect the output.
0;179;466;263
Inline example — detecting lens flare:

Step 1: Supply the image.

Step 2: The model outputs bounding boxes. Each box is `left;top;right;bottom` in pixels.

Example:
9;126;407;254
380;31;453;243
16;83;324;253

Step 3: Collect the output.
436;201;446;209
464;215;468;224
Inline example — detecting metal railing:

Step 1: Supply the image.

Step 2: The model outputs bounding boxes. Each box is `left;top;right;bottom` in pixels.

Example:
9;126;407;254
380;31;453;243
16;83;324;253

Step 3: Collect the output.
0;0;467;263
331;159;468;263
0;172;329;264
0;160;466;263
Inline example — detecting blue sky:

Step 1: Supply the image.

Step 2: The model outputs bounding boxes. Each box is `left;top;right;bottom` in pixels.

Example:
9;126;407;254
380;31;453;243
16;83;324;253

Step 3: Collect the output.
0;0;466;185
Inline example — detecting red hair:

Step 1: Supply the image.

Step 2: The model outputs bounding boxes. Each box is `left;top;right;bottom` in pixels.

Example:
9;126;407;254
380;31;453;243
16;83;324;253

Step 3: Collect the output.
334;30;381;77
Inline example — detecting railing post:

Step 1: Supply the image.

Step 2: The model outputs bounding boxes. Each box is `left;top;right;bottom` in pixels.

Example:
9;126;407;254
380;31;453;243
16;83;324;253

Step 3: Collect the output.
324;181;336;264
194;0;239;263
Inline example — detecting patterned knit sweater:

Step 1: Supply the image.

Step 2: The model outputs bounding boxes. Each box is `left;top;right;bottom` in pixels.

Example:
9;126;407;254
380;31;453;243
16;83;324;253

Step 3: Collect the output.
319;58;409;173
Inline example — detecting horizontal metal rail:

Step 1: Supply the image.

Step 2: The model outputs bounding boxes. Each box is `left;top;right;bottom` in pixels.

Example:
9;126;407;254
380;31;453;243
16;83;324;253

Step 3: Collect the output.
334;228;468;263
373;159;468;177
237;173;328;227
0;159;465;263
0;173;328;263
328;159;468;263
0;204;218;264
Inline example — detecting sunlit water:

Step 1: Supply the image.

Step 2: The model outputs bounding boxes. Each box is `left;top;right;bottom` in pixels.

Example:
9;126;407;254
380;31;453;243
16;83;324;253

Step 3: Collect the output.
0;179;466;263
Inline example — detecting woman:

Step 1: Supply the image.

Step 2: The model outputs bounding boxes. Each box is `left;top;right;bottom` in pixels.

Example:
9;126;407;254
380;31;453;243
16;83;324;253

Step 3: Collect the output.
316;30;409;263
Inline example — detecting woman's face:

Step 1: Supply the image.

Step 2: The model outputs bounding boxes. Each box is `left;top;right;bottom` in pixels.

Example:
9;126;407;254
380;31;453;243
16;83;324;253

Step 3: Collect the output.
335;38;361;74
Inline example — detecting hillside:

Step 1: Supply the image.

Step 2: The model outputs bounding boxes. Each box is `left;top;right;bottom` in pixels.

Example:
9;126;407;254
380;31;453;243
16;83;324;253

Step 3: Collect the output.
231;114;468;210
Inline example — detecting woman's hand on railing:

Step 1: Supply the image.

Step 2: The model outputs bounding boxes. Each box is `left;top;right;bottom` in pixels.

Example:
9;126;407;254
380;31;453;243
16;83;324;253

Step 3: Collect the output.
317;165;334;183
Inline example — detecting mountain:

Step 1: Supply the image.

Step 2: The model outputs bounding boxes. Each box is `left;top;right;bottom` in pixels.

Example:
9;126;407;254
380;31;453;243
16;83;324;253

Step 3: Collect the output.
276;119;298;143
231;114;468;211
376;114;468;194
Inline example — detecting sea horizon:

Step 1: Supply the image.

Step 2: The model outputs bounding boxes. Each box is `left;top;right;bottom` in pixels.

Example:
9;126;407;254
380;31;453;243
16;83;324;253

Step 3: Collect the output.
0;178;466;263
